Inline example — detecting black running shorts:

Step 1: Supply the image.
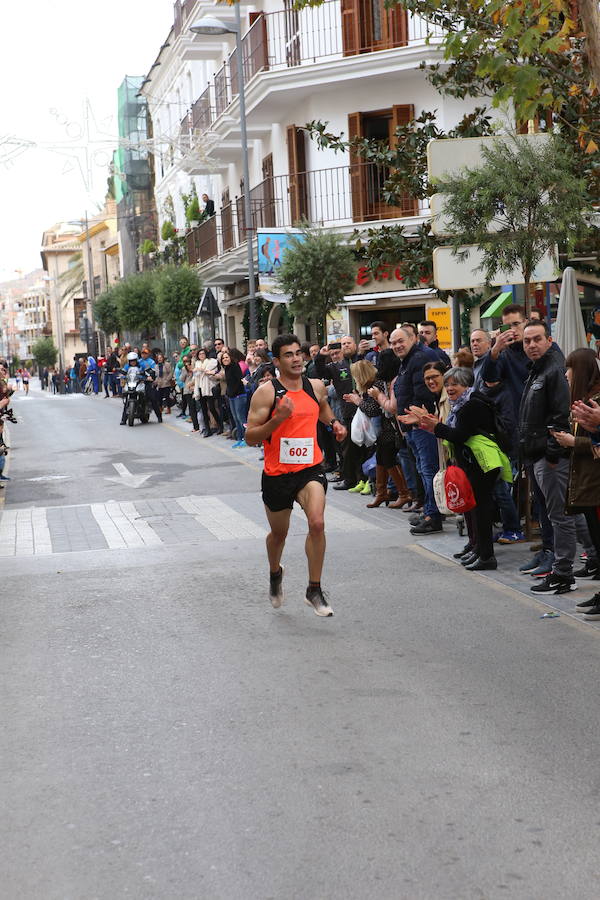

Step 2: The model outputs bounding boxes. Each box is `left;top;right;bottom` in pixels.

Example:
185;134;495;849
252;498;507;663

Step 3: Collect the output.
261;464;327;512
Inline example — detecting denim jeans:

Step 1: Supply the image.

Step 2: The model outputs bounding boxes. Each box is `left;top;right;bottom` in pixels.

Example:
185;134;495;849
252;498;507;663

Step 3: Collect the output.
229;392;249;440
398;445;417;494
493;478;520;532
406;428;440;519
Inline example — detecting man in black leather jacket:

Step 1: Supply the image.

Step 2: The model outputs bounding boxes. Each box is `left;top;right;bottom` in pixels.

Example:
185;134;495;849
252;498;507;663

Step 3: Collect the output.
519;320;576;595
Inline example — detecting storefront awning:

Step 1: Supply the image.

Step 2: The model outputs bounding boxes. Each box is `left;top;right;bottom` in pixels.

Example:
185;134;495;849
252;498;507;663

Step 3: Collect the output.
482;290;513;319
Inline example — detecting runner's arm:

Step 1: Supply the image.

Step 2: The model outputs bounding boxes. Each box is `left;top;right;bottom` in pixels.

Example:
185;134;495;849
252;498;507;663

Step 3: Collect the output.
310;379;347;442
245;383;291;446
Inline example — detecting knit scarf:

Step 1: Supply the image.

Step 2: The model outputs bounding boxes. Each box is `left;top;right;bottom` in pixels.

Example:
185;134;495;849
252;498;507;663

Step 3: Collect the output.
446;387;473;429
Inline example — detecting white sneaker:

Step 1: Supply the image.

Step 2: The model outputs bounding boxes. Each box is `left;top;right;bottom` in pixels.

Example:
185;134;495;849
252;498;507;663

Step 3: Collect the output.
305;585;333;617
269;566;284;609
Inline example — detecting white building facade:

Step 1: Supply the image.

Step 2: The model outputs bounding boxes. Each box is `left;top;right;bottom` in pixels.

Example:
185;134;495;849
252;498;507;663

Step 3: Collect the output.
142;0;481;349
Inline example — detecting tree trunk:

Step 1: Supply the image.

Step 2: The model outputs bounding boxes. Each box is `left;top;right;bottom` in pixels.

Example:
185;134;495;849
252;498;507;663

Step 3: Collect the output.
580;0;600;89
523;274;531;318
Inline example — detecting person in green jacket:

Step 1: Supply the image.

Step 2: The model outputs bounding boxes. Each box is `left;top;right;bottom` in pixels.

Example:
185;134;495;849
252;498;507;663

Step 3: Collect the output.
418;366;504;572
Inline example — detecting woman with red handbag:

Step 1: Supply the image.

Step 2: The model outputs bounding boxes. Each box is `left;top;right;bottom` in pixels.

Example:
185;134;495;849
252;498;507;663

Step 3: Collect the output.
418;366;504;571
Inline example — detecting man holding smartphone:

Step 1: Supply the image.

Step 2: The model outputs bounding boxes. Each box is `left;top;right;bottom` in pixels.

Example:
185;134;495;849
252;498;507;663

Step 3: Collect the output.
519;320;576;595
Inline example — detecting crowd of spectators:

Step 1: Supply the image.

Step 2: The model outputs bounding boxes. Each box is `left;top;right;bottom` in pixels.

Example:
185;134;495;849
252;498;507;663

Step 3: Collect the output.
6;306;600;621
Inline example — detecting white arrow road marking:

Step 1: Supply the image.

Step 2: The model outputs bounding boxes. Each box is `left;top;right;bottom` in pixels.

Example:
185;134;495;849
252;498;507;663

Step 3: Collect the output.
27;474;71;482
105;462;158;489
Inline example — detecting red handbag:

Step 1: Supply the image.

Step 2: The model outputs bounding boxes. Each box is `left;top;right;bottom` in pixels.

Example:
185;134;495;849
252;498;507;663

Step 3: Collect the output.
444;465;476;513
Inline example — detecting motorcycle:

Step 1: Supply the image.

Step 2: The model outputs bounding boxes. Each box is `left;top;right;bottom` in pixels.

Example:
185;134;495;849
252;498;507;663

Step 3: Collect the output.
120;367;152;426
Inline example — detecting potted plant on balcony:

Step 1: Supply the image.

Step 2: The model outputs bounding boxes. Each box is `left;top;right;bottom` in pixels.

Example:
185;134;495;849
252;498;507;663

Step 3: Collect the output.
181;185;202;228
139;239;157;256
161;220;177;242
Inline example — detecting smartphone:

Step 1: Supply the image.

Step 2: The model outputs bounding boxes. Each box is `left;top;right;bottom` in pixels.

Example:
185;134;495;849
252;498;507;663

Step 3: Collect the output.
547;425;557;432
328;342;341;350
367;339;377;349
499;323;513;333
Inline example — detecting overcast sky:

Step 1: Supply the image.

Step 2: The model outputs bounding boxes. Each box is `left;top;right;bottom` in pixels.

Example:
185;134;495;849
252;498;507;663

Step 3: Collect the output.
0;0;173;282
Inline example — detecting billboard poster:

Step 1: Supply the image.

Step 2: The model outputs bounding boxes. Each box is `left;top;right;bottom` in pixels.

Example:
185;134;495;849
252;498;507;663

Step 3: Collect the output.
257;230;304;275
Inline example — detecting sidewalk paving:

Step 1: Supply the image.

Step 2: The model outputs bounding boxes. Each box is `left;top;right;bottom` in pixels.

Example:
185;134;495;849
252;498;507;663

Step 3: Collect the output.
414;526;600;630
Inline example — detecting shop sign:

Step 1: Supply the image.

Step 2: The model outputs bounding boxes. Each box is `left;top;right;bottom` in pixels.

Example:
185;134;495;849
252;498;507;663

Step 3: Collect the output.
427;306;452;349
350;263;431;295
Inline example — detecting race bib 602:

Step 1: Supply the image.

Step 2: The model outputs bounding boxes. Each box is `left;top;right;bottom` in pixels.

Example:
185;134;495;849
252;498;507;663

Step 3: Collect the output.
279;437;314;465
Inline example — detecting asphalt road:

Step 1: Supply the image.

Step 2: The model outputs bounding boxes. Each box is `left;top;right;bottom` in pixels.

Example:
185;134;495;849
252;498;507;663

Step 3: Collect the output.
2;384;600;899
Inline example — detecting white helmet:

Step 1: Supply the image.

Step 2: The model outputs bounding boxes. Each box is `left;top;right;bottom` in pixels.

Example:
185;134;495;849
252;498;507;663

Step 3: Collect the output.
127;351;138;362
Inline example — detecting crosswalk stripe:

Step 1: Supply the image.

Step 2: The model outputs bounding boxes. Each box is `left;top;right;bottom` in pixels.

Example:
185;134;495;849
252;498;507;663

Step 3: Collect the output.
120;501;163;546
15;509;34;557
31;507;52;554
0;492;380;558
90;503;128;550
0;509;17;557
103;501;161;548
176;495;267;540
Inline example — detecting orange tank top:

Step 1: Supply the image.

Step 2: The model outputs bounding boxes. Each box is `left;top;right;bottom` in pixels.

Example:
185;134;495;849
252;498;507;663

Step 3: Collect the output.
263;377;323;476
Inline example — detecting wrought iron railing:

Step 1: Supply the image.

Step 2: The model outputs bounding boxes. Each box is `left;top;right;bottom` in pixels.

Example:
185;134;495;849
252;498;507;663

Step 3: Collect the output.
184;2;442;139
186;162;426;266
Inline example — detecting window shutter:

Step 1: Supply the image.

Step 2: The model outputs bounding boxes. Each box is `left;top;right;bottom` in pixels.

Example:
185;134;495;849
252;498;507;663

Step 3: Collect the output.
391;105;417;216
287;125;308;224
341;0;360;56
348;112;367;222
386;5;408;48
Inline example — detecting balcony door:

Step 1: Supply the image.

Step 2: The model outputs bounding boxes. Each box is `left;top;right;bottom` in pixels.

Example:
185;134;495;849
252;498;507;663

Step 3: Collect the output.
287;125;308;225
260;154;277;228
341;0;407;56
348;105;416;222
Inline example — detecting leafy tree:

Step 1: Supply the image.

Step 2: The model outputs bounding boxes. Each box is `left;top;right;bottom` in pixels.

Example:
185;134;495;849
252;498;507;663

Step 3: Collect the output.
31;337;58;369
435;136;590;309
276;224;355;342
392;0;600;173
93;287;121;336
114;271;161;332
154;265;202;329
300;1;600;275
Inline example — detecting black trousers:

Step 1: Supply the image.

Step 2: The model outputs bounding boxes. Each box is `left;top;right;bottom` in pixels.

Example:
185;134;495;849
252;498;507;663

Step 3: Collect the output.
145;383;162;420
467;466;500;560
342;421;367;486
199;393;221;432
184;393;200;431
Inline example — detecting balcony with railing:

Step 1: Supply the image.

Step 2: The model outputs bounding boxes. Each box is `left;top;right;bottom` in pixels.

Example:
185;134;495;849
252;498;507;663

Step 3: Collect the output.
173;0;197;38
186;161;427;268
181;2;442;144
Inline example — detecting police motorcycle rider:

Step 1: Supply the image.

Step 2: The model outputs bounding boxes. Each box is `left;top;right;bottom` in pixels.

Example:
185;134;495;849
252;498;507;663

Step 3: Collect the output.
119;350;161;425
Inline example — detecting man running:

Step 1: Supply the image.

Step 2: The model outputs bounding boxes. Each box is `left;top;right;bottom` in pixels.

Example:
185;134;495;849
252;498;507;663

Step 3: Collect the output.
246;334;347;616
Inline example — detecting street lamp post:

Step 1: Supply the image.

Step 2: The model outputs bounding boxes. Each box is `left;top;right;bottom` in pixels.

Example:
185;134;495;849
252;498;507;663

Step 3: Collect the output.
190;4;259;340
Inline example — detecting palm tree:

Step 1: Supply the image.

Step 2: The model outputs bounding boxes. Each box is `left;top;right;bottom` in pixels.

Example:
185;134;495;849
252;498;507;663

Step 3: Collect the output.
58;251;84;300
